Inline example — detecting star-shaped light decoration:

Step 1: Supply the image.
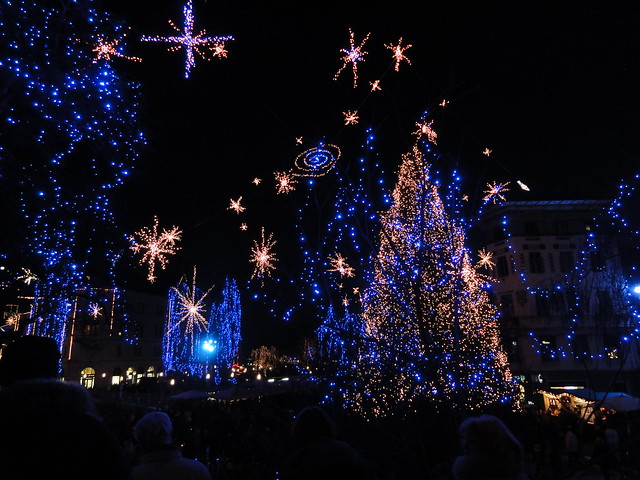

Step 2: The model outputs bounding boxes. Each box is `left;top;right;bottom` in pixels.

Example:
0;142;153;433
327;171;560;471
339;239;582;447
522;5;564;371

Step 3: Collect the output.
140;0;233;78
295;137;303;145
252;177;262;186
17;268;38;285
483;181;510;204
439;99;449;107
240;223;248;231
333;28;370;88
274;171;297;194
327;253;355;278
168;267;213;347
385;37;412;71
370;80;381;92
477;248;496;269
228;196;245;214
250;227;278;284
129;216;182;283
92;34;142;63
88;302;103;320
412;120;438;144
483;147;492;156
343;110;359;125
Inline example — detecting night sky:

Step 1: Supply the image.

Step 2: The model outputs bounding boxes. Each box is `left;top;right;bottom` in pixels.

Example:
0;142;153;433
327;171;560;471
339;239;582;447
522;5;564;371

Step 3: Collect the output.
9;2;640;352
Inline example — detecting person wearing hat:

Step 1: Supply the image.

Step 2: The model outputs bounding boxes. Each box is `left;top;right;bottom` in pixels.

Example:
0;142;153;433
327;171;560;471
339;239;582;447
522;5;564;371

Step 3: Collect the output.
132;411;212;480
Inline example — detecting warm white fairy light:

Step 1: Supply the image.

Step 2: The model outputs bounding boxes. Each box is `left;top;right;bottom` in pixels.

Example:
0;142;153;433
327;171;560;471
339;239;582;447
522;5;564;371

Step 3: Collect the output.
17;268;38;285
477;248;495;269
517;180;531;192
274;171;297;194
250;227;278;282
370;80;381;91
168;267;212;338
483;147;492;156
228;196;245;214
88;302;102;319
333;28;370;88
129;216;182;283
140;0;233;78
327;253;355;277
412;120;437;144
385;37;412;71
483;181;510;204
343;110;359;125
92;35;142;63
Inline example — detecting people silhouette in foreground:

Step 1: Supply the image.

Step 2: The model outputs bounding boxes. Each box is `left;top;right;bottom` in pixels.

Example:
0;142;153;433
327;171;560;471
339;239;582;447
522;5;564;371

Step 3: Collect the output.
451;414;529;480
132;411;212;480
0;335;132;479
280;405;376;480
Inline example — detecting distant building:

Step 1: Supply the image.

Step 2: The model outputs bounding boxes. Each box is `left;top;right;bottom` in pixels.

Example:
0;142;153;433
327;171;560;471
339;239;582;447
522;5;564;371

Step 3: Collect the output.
477;200;640;399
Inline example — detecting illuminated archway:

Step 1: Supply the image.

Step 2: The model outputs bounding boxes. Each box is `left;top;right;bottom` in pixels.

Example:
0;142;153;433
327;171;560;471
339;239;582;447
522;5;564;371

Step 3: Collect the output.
80;367;95;389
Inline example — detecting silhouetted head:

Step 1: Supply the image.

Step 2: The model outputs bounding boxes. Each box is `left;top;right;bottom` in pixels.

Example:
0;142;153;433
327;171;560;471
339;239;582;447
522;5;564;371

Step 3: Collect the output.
0;335;60;387
291;406;337;445
133;411;174;447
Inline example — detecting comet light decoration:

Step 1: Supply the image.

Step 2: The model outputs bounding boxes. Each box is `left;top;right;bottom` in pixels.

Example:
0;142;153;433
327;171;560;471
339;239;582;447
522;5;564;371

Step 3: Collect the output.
2;0;145;349
477;248;495;269
140;0;233;78
344;143;517;418
250;227;278;283
275;171;297;194
92;34;142;63
129;217;182;283
412;120;438;144
343;110;359;125
327;253;355;278
333;28;370;88
293;144;341;177
228;196;245;214
482;181;510;204
385;37;412;71
164;267;214;376
370;79;381;91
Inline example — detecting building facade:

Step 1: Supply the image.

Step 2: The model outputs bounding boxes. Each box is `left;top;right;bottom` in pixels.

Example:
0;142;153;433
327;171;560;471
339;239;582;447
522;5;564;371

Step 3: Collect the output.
477;200;640;398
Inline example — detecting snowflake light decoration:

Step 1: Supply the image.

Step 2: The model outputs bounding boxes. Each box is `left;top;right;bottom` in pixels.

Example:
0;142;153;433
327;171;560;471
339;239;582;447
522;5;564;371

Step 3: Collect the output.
477;248;495;269
483;181;510;204
129;216;182;283
333;28;370;88
295;136;303;145
412;120;438;144
168;267;212;339
17;268;38;285
228;196;245;214
252;177;262;186
92;35;142;63
250;227;278;283
140;0;233;78
327;253;355;278
483;147;492;156
240;223;248;231
275;171;297;194
385;37;412;71
370;79;381;91
88;302;102;320
343;110;359;125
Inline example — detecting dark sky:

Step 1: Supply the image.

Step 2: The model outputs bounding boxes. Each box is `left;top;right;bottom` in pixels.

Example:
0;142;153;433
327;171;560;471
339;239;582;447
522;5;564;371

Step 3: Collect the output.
94;1;640;351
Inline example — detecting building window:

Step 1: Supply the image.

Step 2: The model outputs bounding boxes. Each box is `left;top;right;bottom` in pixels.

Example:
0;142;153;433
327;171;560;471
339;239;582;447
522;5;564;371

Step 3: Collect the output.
559;251;574;273
535;291;551;316
528;252;545;273
80;367;96;389
539;336;557;361
549;290;566;315
496;256;509;277
500;293;515;318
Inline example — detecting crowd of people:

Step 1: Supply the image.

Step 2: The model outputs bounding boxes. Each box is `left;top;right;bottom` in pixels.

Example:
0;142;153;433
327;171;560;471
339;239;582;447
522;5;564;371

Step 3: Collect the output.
1;335;640;480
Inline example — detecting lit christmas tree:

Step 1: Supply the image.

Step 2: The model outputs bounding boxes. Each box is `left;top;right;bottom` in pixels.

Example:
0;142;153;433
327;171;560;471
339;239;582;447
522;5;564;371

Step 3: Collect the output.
208;276;242;381
346;145;517;417
0;0;144;348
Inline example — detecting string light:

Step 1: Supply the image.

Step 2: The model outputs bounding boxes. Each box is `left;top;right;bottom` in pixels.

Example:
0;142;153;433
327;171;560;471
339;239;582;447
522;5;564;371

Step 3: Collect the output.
140;0;233;78
129;216;182;283
333;28;370;88
385;37;412;71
